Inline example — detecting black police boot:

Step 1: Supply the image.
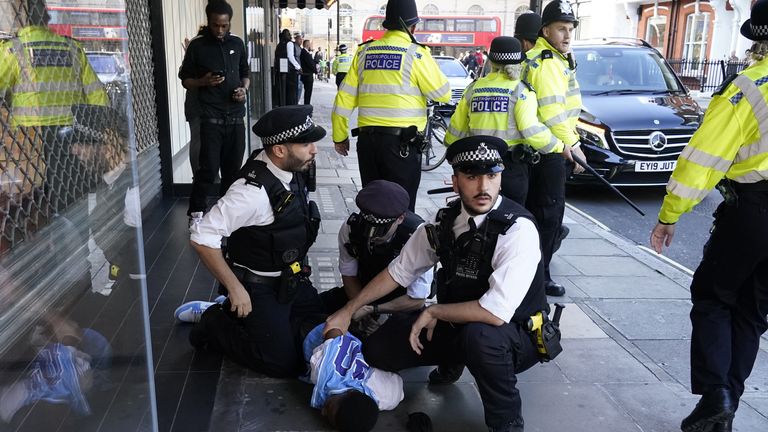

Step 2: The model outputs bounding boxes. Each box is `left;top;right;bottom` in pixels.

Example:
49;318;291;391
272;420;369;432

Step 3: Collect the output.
681;387;737;432
488;416;524;432
545;280;566;297
552;224;570;254
428;364;465;385
711;418;733;432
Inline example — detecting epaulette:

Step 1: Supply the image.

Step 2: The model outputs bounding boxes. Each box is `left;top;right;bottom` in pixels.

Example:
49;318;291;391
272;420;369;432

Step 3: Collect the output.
714;73;739;96
243;169;263;188
541;49;553;60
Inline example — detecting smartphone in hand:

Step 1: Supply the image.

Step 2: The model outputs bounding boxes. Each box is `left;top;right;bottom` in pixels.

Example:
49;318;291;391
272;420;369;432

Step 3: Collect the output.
214;70;225;78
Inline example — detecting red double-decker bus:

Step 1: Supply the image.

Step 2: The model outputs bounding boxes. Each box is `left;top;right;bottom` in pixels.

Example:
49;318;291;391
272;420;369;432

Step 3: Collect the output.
362;15;501;57
46;5;127;51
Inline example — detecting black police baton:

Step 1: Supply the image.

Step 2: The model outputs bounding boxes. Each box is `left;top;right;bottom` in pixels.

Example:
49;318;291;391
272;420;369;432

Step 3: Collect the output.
571;154;645;216
427;186;453;194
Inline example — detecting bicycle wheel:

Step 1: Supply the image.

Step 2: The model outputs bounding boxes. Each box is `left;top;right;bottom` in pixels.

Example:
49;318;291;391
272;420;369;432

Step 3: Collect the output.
421;117;448;171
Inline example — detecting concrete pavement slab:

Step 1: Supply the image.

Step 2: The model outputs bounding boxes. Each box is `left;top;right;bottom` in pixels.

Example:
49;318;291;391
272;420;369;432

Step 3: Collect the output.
559;303;609;339
560;221;601;239
557;238;627;256
741;395;768;418
563;255;659;276
601;382;698;432
556;339;658;383
569;275;691;299
585;299;693;340
549;255;582;276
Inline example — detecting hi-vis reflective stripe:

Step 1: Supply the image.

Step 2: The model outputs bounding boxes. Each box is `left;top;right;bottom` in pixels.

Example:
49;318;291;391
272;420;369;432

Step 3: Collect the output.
667;177;710;202
680;146;732;173
83;81;104;93
565;108;581;118
400;44;419;84
332;104;355;118
543;111;569;127
732;168;768;182
359;107;425;118
447;123;468;139
566;87;580;97
359;83;421;96
13;105;72;117
13;81;83;93
539;134;560;153
471;128;523;140
732;74;768;164
339;81;358;96
519;123;549;139
538;94;565;106
426;81;450;101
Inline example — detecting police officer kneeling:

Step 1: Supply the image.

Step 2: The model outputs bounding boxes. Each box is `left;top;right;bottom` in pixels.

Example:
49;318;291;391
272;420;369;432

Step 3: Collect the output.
325;136;556;432
189;105;325;378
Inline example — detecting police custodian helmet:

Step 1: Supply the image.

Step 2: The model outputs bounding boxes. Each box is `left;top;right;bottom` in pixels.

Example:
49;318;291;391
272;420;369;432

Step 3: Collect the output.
514;12;542;43
741;0;768;41
446;136;507;175
382;0;420;30
488;36;526;65
338;44;348;53
541;0;579;28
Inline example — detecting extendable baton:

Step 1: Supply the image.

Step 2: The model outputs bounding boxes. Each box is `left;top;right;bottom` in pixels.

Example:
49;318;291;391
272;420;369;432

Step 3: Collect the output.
571;154;645;216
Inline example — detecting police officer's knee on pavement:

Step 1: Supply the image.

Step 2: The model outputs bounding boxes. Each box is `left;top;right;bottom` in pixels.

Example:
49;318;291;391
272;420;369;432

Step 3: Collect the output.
187;105;325;378
320;180;431;336
331;0;451;212
650;1;768;431
445;35;565;207
324;136;564;432
521;0;587;298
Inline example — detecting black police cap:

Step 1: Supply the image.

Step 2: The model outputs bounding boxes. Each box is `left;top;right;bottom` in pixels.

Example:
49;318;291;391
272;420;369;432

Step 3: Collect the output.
382;0;420;30
446;136;507;175
541;0;579;28
741;0;768;41
252;105;326;146
514;12;542;43
356;180;409;221
488;36;526;65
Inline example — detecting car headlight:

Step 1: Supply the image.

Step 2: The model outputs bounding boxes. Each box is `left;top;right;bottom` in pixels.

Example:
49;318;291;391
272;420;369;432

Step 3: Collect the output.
576;120;609;149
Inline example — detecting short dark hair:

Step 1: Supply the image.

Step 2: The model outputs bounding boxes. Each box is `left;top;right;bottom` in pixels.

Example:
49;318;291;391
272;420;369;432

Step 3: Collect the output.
334;390;378;432
206;0;233;21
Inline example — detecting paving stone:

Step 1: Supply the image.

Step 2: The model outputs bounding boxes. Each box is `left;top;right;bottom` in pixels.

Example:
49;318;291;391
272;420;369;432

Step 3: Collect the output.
517;360;570;384
742;395;768;418
558;303;608;339
556;339;657;383
569;275;690;299
557;238;626;256
563;255;658;276
633;339;691;390
549;255;582;276
586;299;693;340
319;218;343;235
601;382;698;432
549;277;589;300
560;221;601;239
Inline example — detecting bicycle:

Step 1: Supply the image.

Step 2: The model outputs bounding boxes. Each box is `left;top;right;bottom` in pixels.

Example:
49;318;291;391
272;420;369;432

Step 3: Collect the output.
421;103;454;171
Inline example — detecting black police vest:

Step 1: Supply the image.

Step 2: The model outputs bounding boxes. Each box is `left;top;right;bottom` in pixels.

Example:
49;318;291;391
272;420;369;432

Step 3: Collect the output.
274;40;297;72
345;211;424;303
432;198;547;323
226;151;319;272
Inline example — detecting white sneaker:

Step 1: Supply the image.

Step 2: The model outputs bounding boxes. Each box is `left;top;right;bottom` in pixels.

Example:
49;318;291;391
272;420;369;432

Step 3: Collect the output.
214;295;227;304
174;301;215;323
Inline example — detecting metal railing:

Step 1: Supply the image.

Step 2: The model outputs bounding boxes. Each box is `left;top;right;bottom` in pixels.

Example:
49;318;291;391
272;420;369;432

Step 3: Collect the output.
665;58;749;93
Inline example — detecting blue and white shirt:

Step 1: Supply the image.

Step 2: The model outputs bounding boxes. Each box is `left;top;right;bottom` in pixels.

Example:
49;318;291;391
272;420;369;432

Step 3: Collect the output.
303;324;403;411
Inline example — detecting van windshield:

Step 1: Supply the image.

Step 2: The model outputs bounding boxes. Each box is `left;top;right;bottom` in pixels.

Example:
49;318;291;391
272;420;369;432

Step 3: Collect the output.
573;47;684;94
437;59;468;77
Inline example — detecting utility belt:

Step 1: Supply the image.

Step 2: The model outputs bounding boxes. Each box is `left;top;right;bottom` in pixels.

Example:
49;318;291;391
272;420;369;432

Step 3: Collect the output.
525;303;565;362
508;145;541;165
716;178;768;206
351;125;425;158
201;117;245;125
231;261;311;304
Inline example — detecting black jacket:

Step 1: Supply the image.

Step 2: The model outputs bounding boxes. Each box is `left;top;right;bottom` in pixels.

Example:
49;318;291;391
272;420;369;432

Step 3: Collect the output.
178;31;249;118
300;48;315;81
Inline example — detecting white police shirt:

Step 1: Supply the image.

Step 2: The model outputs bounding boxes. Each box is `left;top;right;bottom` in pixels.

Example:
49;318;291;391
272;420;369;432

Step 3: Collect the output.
387;197;541;323
190;151;291;276
337;223;433;299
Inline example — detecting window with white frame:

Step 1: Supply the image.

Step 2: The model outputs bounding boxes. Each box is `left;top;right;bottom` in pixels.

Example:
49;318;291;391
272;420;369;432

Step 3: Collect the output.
645;14;666;52
340;3;353;38
468;5;484;15
683;12;710;64
423;4;439;15
514;4;531;24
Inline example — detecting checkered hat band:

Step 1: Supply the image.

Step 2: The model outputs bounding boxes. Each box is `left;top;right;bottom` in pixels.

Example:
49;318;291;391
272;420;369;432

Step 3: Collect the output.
451;148;502;165
262;115;314;146
752;23;768;38
489;52;522;62
361;212;396;225
73;123;106;142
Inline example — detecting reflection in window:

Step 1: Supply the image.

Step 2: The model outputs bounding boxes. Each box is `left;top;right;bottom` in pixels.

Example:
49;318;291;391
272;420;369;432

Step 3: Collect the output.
646;15;667;52
340;3;353;39
683;13;710;64
514;5;532;26
423;4;439;15
455;19;475;32
424;19;444;31
468;5;484;15
379;4;386;15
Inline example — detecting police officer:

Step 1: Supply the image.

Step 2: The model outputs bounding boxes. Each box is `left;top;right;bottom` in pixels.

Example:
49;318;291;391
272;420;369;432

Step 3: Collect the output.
0;0;108;212
325;136;549;432
332;0;451;211
320;180;431;319
331;44;353;89
514;12;541;53
189;105;326;377
179;0;250;218
650;2;768;431
522;0;587;297
446;36;564;206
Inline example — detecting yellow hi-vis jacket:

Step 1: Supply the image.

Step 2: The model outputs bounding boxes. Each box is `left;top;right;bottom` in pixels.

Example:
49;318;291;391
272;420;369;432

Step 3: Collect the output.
0;26;108;127
658;56;768;224
331;30;451;142
522;37;581;146
332;52;353;74
445;71;564;154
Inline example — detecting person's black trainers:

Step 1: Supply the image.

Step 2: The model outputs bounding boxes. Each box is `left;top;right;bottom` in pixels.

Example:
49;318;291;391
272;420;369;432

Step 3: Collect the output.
681;387;737;432
545;281;566;297
428;364;465;384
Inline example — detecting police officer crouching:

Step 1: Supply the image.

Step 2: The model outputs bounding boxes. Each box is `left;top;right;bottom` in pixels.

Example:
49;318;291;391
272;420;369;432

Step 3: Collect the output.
325;136;561;432
189;105;326;378
650;1;768;431
320;180;431;329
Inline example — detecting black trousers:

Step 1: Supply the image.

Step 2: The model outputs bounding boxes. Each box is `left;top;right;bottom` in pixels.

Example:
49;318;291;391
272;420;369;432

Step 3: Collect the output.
689;191;768;397
188;121;245;214
363;311;540;429
357;132;421;211
286;71;299;105
525;154;567;282
195;278;325;377
501;151;532;206
335;72;347;89
301;76;314;105
40;126;88;214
